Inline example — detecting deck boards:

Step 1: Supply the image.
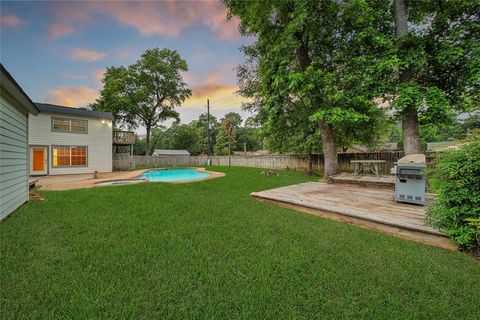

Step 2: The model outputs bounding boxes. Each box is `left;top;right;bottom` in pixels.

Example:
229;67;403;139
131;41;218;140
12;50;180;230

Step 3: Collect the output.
251;182;456;250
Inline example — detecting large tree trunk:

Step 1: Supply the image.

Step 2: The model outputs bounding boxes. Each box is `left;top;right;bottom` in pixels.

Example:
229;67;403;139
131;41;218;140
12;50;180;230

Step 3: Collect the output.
319;120;339;177
402;105;422;155
295;31;339;177
145;125;151;156
394;0;423;155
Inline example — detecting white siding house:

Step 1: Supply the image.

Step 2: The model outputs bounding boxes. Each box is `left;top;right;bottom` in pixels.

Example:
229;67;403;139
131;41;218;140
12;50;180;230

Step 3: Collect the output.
29;103;113;175
1;64;39;220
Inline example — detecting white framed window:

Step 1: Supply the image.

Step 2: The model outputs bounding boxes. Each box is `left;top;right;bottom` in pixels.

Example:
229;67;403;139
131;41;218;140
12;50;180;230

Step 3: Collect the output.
52;117;88;134
52;145;88;167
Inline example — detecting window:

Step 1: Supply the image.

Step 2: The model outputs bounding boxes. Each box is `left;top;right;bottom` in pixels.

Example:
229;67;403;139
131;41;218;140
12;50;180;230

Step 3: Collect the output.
52;117;87;134
52;146;87;167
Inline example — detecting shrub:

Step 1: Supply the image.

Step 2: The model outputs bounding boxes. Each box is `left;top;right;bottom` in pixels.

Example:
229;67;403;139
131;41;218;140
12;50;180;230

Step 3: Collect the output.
427;139;480;252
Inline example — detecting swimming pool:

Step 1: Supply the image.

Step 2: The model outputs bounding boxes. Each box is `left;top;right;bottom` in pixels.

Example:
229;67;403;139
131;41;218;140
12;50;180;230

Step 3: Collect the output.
138;168;211;182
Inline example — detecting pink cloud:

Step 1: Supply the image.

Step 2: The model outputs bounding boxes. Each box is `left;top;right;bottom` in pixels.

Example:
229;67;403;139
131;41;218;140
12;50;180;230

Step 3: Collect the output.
184;63;248;110
49;22;76;39
47;0;240;40
92;68;106;85
70;48;106;62
46;86;99;107
1;15;22;28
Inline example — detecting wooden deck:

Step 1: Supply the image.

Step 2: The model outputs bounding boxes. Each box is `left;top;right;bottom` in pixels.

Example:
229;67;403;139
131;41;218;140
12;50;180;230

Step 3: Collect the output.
328;172;395;189
28;178;38;189
251;182;456;250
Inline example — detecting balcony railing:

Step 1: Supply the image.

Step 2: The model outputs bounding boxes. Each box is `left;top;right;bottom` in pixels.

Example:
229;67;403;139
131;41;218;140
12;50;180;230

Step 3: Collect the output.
113;131;135;145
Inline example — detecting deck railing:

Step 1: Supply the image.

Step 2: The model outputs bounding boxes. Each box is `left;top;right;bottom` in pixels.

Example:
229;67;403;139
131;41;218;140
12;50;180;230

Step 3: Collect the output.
113;131;135;145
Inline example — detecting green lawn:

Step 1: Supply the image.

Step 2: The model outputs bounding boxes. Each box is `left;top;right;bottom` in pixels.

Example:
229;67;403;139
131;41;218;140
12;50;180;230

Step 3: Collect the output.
1;167;479;319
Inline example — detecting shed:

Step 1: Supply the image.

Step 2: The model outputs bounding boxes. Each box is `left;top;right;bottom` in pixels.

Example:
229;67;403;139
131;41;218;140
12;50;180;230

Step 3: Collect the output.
152;149;190;156
1;64;39;220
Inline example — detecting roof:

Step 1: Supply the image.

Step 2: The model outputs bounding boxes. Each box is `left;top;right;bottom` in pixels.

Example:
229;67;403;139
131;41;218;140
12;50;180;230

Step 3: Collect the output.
427;141;456;151
34;103;113;120
152;149;191;156
0;64;39;115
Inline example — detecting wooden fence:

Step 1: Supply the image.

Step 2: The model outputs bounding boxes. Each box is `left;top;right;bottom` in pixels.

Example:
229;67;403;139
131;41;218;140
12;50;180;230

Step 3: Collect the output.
114;152;440;174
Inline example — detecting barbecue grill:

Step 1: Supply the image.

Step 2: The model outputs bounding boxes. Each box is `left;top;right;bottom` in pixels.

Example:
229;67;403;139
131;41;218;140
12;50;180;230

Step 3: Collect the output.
392;154;426;205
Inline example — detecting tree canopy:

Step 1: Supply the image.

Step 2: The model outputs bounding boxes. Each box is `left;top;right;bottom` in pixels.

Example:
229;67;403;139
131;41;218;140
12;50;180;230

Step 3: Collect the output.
226;0;390;176
91;48;191;155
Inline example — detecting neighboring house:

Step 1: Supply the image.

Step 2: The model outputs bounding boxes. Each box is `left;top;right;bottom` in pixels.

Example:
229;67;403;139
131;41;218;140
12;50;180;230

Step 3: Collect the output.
427;141;456;151
28;103;113;175
152;149;190;156
343;145;369;153
1;64;40;220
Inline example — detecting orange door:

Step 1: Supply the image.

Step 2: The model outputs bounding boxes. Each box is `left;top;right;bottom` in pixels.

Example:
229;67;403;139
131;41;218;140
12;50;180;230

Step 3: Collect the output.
33;149;45;171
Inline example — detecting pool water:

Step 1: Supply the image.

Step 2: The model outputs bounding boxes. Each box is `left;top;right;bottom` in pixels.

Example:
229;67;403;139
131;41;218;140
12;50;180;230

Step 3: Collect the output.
138;168;210;182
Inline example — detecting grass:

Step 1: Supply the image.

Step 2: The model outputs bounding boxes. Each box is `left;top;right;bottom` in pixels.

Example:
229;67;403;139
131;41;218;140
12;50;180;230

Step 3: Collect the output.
1;166;479;319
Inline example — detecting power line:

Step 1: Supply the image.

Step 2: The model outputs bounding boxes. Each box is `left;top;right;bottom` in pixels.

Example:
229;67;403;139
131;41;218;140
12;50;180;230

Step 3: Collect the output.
210;102;243;109
210;98;244;107
210;95;240;104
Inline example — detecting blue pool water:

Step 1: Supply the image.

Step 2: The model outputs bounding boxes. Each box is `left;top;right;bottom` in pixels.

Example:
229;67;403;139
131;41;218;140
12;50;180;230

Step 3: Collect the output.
138;168;210;182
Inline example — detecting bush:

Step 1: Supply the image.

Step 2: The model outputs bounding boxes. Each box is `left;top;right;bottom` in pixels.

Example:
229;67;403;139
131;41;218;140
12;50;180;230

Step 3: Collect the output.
427;139;480;252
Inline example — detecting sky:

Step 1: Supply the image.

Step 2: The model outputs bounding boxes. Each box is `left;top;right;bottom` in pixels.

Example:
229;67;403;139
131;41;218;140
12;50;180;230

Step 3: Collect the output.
0;0;253;134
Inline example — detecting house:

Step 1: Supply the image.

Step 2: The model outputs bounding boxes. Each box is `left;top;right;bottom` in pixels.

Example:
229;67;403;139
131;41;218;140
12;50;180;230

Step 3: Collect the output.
1;64;40;220
152;149;190;156
427;141;456;151
343;145;369;153
28;103;113;176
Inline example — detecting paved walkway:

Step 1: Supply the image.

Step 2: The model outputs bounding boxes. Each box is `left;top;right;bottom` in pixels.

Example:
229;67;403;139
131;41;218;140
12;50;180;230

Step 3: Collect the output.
32;171;142;191
32;168;223;191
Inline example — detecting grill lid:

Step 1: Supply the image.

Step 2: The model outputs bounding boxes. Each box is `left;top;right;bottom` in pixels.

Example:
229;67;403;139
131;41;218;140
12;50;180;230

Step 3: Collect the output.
397;153;425;164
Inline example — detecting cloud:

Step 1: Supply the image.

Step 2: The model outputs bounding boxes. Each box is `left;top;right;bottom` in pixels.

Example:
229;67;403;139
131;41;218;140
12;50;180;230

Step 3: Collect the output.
1;15;22;28
48;22;76;39
185;81;246;111
182;62;249;110
191;83;237;100
62;72;87;80
46;86;99;107
70;48;106;62
47;0;240;40
92;68;106;85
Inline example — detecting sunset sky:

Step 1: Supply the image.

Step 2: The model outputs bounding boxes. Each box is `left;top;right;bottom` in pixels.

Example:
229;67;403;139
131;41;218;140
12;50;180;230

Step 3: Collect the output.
0;0;253;132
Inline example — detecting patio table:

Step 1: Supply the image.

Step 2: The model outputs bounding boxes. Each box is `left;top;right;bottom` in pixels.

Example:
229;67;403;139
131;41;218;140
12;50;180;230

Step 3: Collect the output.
351;160;386;177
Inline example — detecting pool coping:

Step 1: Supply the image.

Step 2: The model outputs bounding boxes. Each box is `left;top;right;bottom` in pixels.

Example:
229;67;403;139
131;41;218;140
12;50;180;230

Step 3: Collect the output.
36;167;224;190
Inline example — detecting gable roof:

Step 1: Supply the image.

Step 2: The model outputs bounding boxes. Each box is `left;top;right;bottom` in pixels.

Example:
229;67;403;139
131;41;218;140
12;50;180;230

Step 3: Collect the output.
0;64;39;115
152;149;191;156
35;103;113;120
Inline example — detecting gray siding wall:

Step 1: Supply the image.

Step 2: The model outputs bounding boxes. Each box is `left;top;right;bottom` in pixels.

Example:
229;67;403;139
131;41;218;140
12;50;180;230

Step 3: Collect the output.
0;95;28;220
29;112;113;175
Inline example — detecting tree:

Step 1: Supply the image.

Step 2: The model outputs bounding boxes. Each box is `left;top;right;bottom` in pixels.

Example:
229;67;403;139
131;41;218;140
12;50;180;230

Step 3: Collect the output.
235;125;262;152
132;135;146;155
226;0;390;177
168;123;202;155
150;126;171;150
214;114;237;155
388;0;480;155
92;48;191;155
222;112;243;128
190;113;219;155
